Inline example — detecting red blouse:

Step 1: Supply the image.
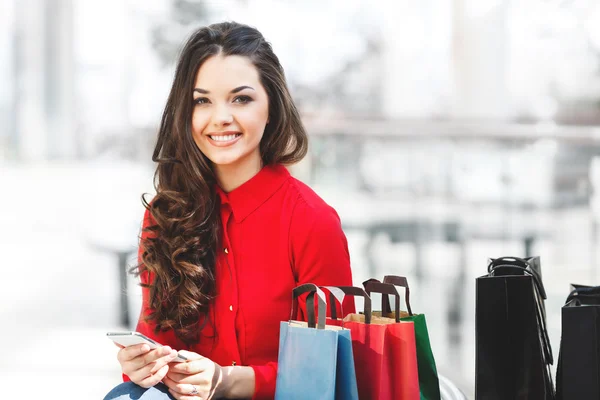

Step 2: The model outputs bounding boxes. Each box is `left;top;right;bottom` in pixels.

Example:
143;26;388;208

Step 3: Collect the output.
127;164;355;399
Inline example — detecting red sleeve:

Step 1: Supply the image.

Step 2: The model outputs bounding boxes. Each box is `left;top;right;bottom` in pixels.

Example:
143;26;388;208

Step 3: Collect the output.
123;207;181;382
250;363;278;400
290;202;356;319
249;200;355;399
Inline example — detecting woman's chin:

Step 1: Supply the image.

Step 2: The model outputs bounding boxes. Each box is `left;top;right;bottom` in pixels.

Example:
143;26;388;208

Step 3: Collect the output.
207;149;261;170
208;155;242;168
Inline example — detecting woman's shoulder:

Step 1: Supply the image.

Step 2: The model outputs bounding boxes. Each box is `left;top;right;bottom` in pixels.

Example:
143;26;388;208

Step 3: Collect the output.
283;175;342;230
285;176;334;211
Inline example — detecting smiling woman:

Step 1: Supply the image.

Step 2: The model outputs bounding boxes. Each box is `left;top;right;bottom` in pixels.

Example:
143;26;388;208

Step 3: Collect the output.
103;21;355;400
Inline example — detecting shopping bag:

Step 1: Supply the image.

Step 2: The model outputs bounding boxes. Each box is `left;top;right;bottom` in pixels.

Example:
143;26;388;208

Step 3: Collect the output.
475;256;555;400
322;286;375;399
327;282;419;399
274;283;357;400
320;286;360;400
363;281;420;399
556;284;600;399
365;275;440;400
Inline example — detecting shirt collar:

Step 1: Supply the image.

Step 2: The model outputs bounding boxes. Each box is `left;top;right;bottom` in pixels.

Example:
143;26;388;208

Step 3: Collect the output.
216;164;290;222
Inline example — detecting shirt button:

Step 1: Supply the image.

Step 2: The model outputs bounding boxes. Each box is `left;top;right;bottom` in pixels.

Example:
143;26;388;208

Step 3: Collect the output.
229;305;233;311
224;247;229;254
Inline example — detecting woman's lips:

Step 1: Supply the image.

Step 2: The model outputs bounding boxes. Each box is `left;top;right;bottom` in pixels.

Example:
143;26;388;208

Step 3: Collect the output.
207;133;242;147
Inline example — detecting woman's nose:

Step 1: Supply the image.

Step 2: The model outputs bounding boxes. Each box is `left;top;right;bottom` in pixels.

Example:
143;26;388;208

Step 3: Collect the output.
212;105;234;127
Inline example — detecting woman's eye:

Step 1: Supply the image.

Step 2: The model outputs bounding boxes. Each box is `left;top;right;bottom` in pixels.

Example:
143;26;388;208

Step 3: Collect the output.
194;97;210;105
233;95;253;104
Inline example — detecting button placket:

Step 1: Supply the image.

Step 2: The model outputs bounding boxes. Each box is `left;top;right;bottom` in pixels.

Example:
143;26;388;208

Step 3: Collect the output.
223;231;237;316
222;207;241;365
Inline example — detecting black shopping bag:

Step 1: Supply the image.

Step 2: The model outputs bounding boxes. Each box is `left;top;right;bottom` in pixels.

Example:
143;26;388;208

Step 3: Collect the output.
475;256;555;400
556;284;600;399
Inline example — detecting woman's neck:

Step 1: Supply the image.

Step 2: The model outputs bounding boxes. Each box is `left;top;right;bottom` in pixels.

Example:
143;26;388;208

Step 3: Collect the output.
214;154;263;193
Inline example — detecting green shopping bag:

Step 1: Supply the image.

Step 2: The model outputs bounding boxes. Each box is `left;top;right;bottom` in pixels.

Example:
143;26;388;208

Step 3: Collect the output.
363;276;441;400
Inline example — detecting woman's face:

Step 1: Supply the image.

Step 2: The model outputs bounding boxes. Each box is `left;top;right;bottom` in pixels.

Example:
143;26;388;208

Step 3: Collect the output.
191;54;269;170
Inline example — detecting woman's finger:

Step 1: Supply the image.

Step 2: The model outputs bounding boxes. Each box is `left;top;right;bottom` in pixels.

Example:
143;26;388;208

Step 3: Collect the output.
169;358;210;375
121;348;158;376
117;344;150;363
162;375;199;396
149;350;180;374
177;350;204;361
129;351;178;381
166;371;202;385
132;346;173;370
165;369;188;383
161;375;179;392
168;388;201;400
137;364;170;389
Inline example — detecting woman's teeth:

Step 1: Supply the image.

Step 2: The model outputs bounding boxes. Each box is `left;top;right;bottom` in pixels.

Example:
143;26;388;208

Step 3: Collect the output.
210;134;240;141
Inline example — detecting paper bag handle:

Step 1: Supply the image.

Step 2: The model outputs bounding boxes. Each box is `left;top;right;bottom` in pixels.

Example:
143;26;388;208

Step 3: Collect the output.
291;283;326;329
363;280;401;322
488;256;547;299
382;275;413;316
322;286;372;325
566;284;600;306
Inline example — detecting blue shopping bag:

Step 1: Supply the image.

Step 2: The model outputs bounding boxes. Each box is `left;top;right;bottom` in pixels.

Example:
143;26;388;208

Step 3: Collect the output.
322;286;360;400
275;283;359;400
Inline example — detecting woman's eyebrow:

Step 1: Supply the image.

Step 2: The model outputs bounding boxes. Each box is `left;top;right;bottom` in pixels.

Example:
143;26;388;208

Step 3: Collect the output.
193;86;255;95
230;85;255;93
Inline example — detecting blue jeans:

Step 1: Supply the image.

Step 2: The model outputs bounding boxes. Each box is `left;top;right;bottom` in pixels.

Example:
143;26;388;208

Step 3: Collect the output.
104;382;176;400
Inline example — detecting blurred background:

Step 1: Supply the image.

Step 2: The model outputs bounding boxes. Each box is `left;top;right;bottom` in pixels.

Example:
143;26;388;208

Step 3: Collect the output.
2;0;600;398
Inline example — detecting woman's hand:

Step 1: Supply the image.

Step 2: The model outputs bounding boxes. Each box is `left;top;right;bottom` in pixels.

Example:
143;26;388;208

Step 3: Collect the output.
117;344;180;388
163;350;228;399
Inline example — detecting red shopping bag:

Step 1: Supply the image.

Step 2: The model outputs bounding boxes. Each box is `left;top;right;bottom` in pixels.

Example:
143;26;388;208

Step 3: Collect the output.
323;284;420;400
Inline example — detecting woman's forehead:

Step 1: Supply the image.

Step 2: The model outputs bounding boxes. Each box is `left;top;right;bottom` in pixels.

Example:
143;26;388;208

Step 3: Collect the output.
194;54;261;91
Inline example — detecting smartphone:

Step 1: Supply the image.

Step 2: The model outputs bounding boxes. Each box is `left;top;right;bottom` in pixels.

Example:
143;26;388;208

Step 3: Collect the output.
106;331;188;362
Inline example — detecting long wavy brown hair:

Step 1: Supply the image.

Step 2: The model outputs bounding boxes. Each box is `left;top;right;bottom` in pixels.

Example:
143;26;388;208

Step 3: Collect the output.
135;21;308;344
